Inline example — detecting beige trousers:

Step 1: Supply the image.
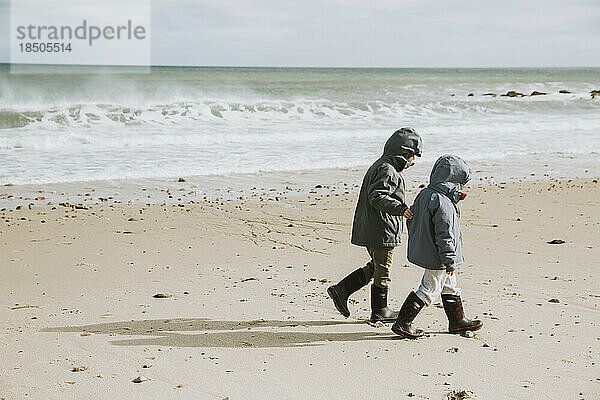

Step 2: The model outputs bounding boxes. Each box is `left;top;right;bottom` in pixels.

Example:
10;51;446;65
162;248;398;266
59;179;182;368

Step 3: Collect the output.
361;247;394;289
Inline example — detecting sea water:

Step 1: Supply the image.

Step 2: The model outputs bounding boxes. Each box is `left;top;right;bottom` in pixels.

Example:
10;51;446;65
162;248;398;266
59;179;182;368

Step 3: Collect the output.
1;65;599;186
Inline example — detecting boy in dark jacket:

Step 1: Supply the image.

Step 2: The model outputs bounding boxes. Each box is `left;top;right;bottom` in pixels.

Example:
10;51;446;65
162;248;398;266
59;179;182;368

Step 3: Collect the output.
327;127;422;323
391;154;482;338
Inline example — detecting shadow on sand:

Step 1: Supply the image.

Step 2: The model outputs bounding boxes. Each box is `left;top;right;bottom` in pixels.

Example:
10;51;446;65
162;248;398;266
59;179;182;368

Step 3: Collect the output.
42;318;407;348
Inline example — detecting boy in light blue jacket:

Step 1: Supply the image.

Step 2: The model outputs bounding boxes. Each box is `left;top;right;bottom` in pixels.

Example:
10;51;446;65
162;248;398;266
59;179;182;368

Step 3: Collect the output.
391;154;483;338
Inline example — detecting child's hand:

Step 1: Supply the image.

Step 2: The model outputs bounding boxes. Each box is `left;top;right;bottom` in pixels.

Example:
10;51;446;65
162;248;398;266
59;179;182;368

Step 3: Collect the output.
403;208;413;219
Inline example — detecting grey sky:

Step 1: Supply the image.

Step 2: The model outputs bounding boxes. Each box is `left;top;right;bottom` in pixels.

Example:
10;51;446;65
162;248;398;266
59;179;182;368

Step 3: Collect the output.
1;0;599;67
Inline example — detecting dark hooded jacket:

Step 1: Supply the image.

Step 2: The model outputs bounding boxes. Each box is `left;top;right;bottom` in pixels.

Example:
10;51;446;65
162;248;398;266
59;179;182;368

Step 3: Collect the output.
407;154;472;270
351;128;422;247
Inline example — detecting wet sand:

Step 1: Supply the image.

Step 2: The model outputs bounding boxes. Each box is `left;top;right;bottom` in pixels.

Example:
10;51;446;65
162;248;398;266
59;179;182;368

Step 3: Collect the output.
1;177;599;399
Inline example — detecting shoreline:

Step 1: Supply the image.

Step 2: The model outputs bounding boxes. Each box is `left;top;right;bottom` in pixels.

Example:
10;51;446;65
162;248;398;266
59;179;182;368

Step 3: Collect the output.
1;151;598;209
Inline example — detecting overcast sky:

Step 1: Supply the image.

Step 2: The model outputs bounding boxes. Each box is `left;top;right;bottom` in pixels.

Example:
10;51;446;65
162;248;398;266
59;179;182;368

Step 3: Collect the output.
1;0;599;67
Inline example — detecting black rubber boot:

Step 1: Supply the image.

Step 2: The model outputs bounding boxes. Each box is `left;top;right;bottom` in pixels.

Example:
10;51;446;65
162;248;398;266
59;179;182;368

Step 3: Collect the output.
441;294;483;333
391;291;425;338
370;285;399;323
327;268;368;318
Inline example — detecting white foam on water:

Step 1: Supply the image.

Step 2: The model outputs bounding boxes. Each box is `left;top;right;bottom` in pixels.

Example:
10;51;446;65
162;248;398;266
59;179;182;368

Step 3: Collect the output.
1;67;599;185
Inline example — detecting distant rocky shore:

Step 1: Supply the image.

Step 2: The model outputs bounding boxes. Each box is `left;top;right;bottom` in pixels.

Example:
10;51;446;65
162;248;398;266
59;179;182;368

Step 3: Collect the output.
455;89;599;98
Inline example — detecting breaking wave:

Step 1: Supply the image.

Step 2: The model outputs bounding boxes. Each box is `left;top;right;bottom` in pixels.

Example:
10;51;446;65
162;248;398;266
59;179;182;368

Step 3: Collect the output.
1;66;599;184
0;95;598;131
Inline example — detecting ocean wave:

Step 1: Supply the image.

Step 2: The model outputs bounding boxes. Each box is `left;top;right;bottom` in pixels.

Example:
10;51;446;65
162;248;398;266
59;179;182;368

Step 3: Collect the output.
2;67;599;185
0;96;598;130
1;116;599;152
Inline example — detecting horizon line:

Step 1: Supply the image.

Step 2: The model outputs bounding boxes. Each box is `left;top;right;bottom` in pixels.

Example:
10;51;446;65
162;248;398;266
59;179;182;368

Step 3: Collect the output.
1;62;600;69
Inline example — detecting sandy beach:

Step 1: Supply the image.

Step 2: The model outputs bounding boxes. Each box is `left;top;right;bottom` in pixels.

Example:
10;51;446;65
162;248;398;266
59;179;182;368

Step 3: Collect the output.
0;174;599;400
1;0;599;398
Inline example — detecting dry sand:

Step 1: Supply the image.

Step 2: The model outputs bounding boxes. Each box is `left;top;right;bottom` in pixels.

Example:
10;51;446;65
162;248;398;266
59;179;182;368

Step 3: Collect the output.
1;177;599;399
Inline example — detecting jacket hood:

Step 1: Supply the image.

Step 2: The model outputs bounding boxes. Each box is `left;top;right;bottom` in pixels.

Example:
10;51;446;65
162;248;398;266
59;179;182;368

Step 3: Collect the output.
428;154;472;203
383;127;423;172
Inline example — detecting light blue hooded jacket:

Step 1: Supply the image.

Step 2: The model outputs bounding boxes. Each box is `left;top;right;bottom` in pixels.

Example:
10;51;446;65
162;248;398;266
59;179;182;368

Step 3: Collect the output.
407;155;472;271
